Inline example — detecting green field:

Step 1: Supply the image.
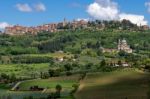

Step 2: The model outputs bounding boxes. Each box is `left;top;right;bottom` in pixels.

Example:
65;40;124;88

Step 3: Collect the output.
75;70;150;99
18;75;80;91
25;52;73;58
0;90;73;99
0;90;50;99
78;55;101;65
0;75;80;99
0;52;73;78
0;63;49;78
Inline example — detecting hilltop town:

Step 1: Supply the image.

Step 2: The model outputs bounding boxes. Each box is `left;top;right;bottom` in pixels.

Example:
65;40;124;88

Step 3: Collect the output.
4;19;88;35
4;19;150;35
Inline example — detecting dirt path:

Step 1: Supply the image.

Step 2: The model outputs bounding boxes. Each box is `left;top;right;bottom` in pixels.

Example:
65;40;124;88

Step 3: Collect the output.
11;81;22;91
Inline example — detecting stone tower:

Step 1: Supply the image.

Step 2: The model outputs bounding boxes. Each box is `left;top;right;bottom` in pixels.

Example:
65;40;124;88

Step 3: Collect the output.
63;18;67;27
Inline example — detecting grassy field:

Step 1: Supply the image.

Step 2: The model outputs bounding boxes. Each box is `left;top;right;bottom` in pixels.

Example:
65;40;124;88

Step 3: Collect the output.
0;89;74;99
25;52;73;58
0;52;73;78
0;90;48;99
18;75;80;91
0;75;80;99
0;63;49;78
78;55;101;65
75;70;150;99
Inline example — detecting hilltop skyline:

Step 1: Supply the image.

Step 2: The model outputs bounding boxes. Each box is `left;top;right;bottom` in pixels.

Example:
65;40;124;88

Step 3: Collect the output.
0;0;150;30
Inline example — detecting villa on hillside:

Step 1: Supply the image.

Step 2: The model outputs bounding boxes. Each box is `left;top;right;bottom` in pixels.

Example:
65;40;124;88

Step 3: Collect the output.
102;39;133;53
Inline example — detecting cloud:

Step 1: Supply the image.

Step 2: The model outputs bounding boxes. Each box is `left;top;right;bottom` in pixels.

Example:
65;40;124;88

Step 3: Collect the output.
119;13;148;26
0;22;11;29
34;3;46;12
87;0;148;26
76;18;89;22
145;2;150;13
16;3;32;12
87;0;119;20
15;3;46;12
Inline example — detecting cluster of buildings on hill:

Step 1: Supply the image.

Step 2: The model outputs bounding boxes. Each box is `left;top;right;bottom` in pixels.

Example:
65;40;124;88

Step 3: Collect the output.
101;39;133;53
3;19;150;35
140;25;149;30
4;19;88;35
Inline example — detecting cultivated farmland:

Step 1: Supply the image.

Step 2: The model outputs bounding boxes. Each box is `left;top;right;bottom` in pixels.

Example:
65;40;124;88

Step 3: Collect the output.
75;70;150;99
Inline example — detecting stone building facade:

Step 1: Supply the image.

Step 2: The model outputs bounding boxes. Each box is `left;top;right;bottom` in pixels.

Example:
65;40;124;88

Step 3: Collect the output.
118;39;132;53
102;39;133;53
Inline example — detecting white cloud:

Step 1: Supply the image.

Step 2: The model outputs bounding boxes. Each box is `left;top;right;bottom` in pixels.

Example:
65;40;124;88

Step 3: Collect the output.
145;2;150;13
87;0;148;26
15;3;46;12
119;13;148;26
87;0;119;20
76;18;89;22
16;3;32;12
0;22;11;29
95;0;118;7
34;3;46;12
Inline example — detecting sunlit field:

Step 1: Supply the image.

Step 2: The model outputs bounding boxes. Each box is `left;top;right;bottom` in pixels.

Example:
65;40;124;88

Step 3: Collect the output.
75;70;150;99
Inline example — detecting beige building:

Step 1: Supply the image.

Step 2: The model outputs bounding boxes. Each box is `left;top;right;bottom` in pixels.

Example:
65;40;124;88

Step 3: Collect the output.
4;23;58;35
102;39;133;53
118;39;132;53
5;25;27;35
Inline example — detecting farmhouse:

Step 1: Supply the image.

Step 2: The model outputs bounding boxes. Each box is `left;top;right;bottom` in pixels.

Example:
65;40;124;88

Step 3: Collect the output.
109;62;130;67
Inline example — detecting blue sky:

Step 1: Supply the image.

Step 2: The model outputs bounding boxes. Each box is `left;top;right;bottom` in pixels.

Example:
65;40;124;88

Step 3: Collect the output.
0;0;150;29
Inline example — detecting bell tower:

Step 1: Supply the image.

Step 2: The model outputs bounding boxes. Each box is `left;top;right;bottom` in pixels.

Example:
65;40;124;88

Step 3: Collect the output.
118;39;121;50
63;18;67;27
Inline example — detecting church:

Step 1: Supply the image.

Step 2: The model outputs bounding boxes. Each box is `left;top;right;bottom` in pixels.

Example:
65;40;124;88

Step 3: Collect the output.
118;39;133;53
102;39;133;53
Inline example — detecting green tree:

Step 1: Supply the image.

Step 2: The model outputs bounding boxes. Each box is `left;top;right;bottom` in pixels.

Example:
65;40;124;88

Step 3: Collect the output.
100;59;106;67
118;60;122;66
64;63;72;71
85;63;93;70
10;73;16;82
48;69;55;77
55;84;62;98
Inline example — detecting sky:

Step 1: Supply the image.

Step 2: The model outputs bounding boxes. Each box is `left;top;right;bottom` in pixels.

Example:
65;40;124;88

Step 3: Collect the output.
0;0;150;30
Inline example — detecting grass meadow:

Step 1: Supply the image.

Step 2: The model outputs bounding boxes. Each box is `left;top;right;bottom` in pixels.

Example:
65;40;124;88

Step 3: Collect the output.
0;75;80;99
0;63;49;78
18;74;80;91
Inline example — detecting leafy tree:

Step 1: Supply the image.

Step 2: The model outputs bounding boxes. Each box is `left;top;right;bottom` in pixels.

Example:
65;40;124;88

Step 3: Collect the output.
10;73;16;82
48;69;55;77
64;63;72;71
118;50;127;57
100;59;106;67
118;60;122;66
48;69;60;77
55;84;62;98
85;63;93;70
